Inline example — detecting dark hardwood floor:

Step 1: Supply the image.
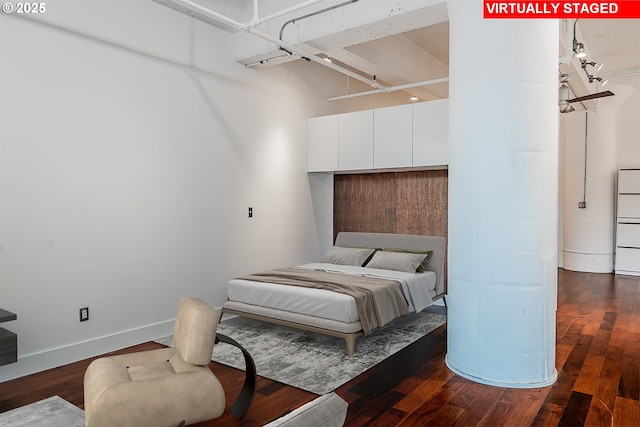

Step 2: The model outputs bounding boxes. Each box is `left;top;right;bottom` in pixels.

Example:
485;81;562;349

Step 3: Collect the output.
0;269;638;426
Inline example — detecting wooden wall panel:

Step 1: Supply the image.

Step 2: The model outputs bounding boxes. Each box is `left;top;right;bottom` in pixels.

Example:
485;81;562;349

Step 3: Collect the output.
334;169;448;241
333;173;399;237
396;170;448;238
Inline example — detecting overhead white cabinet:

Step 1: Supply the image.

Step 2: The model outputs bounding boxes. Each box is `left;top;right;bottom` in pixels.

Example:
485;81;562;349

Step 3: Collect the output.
615;168;640;276
307;99;449;172
338;110;373;171
413;99;449;167
307;115;339;172
374;104;413;169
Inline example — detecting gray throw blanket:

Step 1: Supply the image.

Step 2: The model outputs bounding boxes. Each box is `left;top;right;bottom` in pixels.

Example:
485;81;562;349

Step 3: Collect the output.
239;268;409;334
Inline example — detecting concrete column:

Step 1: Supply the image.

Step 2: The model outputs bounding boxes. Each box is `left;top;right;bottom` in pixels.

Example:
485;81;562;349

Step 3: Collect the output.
446;0;559;387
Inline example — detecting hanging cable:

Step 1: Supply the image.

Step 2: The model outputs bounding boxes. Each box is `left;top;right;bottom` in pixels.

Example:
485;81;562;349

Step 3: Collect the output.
581;113;588;208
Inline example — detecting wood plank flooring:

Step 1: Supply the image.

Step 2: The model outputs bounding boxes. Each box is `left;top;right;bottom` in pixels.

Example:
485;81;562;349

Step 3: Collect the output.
0;269;638;426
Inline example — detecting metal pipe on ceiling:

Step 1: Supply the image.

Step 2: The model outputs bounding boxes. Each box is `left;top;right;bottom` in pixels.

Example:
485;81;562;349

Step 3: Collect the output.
326;76;450;101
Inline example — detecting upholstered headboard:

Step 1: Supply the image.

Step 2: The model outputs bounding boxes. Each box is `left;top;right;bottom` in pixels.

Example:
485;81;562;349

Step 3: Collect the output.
334;232;446;297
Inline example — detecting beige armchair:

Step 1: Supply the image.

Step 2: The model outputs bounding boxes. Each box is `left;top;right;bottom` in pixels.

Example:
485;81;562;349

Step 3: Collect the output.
84;298;227;427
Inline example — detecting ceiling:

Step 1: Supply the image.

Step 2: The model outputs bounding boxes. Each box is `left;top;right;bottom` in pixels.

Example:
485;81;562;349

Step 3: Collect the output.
159;1;640;112
275;15;640;112
321;22;450;104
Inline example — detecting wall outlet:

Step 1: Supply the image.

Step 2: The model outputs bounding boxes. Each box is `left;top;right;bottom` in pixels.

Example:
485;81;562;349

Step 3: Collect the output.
578;201;587;209
248;207;253;218
79;307;89;322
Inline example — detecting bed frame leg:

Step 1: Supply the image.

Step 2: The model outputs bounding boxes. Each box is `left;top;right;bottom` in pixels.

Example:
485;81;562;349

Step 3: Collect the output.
345;335;356;357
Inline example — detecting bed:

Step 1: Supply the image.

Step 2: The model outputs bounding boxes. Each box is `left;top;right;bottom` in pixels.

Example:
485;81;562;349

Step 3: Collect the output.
221;232;446;356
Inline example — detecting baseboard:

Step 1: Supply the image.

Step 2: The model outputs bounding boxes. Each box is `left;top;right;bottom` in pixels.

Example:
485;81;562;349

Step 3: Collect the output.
562;250;614;273
0;320;174;383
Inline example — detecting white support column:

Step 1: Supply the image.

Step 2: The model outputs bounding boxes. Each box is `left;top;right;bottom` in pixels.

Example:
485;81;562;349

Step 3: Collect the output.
446;0;559;387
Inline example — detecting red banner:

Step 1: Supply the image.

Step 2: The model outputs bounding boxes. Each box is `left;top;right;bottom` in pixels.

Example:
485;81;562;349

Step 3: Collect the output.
484;1;640;18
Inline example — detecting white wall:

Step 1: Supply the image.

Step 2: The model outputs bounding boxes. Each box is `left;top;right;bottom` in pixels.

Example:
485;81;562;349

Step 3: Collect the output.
0;0;333;381
561;84;639;273
616;87;640;168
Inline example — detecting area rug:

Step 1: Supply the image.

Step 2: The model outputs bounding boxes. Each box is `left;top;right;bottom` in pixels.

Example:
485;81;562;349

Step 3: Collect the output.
156;305;446;395
0;396;84;427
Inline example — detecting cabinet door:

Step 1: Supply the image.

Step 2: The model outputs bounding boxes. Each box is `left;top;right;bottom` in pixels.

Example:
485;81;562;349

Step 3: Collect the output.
618;195;640;218
619;169;640;193
308;115;339;172
412;99;449;167
339;110;373;171
617;222;640;247
374;104;412;169
616;247;640;273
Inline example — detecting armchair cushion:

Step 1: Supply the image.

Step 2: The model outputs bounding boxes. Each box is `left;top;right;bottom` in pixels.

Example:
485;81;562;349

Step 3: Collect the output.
174;297;219;366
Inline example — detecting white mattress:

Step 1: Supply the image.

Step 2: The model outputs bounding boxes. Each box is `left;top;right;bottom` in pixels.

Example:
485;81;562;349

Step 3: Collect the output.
226;262;437;324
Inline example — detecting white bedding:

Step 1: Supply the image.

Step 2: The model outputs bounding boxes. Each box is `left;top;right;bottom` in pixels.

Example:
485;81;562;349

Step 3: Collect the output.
226;262;437;324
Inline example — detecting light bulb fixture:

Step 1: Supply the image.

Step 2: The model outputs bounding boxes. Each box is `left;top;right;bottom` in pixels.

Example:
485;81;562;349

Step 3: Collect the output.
589;75;608;87
558;82;575;113
573;40;587;58
410;95;418;101
560;102;575;114
322;55;332;63
582;60;604;73
582;59;609;87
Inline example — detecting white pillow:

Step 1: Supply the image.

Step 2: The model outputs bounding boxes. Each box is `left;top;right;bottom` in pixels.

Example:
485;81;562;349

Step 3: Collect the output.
320;246;375;267
365;251;428;273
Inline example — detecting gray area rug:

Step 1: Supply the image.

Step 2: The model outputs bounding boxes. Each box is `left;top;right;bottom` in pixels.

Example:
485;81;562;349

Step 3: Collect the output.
0;396;84;427
157;305;446;395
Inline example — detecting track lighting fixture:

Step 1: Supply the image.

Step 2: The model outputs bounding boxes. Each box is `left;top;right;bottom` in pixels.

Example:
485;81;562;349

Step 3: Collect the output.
573;40;586;58
560;21;614;112
581;59;608;87
582;61;604;73
589;75;608;87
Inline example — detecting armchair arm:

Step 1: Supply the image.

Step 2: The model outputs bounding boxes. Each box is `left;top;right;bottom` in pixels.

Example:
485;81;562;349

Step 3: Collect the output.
215;333;257;419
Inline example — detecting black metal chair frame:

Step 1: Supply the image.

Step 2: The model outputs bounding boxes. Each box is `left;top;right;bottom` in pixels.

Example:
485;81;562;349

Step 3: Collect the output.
214;333;257;419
